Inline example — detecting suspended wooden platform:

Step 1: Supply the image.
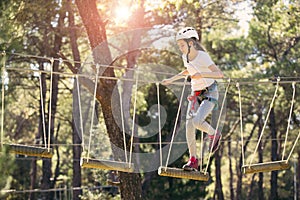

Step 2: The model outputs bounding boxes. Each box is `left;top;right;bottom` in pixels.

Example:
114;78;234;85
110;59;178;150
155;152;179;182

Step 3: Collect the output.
3;144;53;158
158;166;210;181
242;160;290;174
80;158;134;173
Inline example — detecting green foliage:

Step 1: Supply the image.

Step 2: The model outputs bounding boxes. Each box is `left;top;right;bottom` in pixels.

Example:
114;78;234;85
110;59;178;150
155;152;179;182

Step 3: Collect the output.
0;146;15;199
0;1;24;52
81;188;121;200
144;176;207;200
80;168;120;200
0;0;299;199
249;0;300;75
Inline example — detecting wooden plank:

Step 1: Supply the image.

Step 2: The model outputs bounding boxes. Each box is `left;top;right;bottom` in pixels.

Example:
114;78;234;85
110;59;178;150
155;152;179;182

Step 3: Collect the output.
80;158;134;173
242;160;290;174
158;166;209;181
5;144;53;158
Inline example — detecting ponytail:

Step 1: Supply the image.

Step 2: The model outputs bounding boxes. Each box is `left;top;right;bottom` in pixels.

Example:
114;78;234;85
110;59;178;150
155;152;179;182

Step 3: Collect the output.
184;38;206;52
193;40;206;52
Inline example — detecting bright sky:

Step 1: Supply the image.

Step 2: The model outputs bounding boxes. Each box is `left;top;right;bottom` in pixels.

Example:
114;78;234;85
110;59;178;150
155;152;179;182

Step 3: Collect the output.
234;1;253;35
114;5;131;23
113;0;253;34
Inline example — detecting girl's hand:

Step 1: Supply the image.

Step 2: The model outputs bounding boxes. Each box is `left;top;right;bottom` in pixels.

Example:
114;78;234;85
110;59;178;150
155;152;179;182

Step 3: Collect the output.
191;73;203;79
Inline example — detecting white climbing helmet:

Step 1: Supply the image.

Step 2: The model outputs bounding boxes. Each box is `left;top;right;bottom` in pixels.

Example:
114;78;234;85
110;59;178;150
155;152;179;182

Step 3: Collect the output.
176;27;199;41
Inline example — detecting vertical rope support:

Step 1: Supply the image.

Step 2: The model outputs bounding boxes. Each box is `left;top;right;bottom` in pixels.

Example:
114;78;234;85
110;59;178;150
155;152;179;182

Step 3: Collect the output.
86;64;99;161
118;80;128;163
199;131;204;172
47;58;54;152
39;72;47;148
165;76;188;168
1;52;6;148
129;69;139;167
286;130;300;162
156;82;162;167
205;80;230;174
76;75;85;151
236;83;245;167
249;77;280;166
282;82;296;160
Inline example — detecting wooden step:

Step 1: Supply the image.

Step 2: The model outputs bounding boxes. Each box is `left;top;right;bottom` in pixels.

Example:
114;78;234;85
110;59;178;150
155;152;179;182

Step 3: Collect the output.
4;144;53;158
158;166;209;181
80;158;134;173
242;160;290;174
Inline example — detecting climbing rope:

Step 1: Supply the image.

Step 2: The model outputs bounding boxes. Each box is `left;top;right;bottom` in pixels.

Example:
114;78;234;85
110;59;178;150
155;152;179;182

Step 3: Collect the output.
129;69;139;167
47;58;54;152
156;82;163;167
75;74;85;151
1;52;6;148
38;71;47;148
118;80;128;163
248;77;280;166
282;82;296;160
86;64;99;161
164;76;188;168
204;80;230;174
237;82;245;166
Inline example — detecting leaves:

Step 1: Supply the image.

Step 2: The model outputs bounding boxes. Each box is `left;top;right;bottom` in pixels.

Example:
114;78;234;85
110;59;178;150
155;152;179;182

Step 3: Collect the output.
0;0;299;199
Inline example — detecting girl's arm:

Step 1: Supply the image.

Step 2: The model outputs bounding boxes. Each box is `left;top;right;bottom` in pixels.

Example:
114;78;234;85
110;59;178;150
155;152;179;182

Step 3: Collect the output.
191;64;224;79
162;69;189;85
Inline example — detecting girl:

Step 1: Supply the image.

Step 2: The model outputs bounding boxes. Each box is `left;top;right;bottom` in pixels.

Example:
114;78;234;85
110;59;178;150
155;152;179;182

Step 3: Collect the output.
162;27;224;171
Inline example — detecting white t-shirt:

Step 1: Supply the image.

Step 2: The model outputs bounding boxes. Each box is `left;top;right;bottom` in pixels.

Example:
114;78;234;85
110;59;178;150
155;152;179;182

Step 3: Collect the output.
182;51;215;91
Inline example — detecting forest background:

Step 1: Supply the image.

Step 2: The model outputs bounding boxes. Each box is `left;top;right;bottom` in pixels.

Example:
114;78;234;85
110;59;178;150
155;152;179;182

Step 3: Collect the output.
0;0;299;199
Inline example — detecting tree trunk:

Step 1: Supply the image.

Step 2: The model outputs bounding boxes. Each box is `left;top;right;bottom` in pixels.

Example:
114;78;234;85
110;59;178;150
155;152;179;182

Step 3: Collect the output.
75;0;143;199
41;22;64;200
72;118;82;200
29;158;37;200
247;115;264;199
269;108;278;200
41;58;60;200
227;138;235;200
29;60;47;200
297;151;300;199
236;148;243;200
66;1;82;199
39;59;53;200
258;117;264;200
247;174;256;200
215;150;224;200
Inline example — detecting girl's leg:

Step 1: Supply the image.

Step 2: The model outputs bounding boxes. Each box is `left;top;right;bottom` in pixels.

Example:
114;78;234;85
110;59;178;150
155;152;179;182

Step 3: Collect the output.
183;100;199;171
186;101;197;157
186;117;197;157
192;95;221;153
193;84;219;135
192;100;216;135
193;86;221;153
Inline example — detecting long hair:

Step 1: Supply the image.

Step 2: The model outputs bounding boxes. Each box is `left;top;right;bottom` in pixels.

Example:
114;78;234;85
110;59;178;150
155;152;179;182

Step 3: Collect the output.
185;38;206;52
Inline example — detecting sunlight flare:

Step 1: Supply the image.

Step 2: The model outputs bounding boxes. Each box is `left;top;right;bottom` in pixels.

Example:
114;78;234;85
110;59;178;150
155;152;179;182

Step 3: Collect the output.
114;6;131;23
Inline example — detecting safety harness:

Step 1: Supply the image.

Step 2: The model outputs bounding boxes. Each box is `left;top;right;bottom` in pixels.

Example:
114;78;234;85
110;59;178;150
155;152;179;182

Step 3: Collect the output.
188;82;219;113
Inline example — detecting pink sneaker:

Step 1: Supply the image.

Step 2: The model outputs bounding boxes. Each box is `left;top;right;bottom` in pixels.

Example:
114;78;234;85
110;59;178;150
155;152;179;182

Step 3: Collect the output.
208;132;222;154
183;156;198;171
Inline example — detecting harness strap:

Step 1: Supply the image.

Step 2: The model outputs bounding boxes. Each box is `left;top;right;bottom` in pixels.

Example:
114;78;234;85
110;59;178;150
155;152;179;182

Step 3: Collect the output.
202;96;219;110
189;84;218;112
189;90;205;111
